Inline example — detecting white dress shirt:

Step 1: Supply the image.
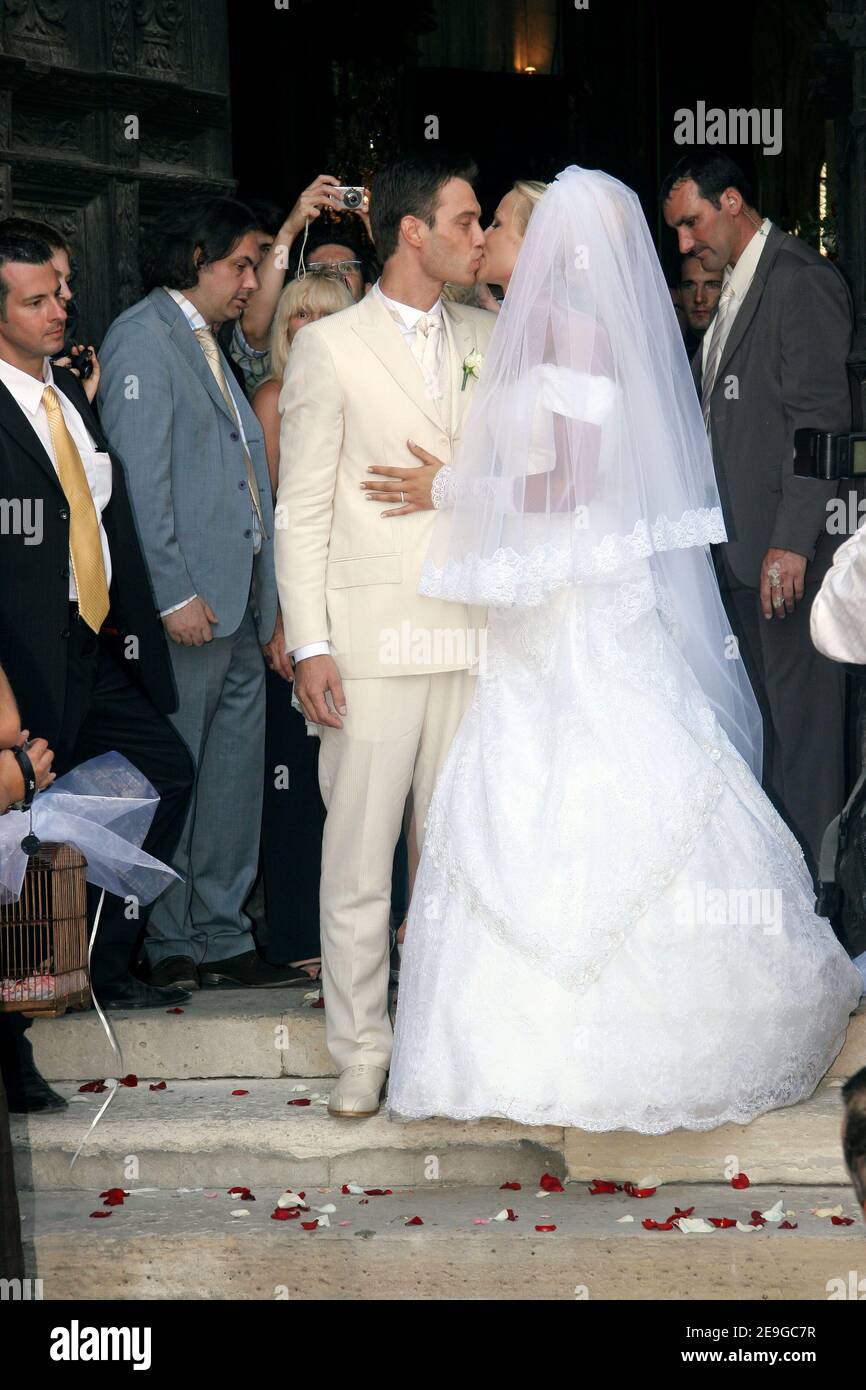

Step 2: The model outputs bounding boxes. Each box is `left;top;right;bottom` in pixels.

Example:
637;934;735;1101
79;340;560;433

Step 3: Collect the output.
0;355;112;599
702;217;772;377
292;282;446;666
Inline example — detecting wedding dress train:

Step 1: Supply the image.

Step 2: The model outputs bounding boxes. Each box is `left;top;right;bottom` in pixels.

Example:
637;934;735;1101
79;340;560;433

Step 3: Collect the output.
387;571;863;1133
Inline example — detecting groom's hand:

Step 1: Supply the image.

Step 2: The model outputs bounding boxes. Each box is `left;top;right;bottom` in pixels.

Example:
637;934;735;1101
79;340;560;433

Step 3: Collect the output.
293;654;347;729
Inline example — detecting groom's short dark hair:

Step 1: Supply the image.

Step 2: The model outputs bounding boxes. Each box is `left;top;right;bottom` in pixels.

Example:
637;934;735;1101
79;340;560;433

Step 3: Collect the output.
660;152;755;210
371;157;478;262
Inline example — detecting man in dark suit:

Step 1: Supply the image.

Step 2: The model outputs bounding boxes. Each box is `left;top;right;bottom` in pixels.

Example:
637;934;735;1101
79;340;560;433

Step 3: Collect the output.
0;231;194;1019
662;152;853;878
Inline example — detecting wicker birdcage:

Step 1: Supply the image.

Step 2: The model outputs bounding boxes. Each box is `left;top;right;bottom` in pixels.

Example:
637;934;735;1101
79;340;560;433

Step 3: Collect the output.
0;841;90;1017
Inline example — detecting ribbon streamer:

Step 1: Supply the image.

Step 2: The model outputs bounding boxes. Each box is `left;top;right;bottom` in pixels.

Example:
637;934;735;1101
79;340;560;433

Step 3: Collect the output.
0;751;180;1162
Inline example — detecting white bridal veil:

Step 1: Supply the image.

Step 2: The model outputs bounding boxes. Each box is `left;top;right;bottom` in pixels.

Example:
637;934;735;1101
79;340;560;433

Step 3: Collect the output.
421;164;762;777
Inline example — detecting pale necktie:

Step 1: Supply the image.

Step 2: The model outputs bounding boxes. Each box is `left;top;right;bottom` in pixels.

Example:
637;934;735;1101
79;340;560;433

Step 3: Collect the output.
42;386;110;633
410;313;444;406
701;282;735;430
193;327;265;537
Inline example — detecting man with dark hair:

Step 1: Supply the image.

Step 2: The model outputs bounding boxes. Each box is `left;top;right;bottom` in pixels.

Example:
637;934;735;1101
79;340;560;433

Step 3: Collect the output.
662;150;853;879
0;216;84;368
275;155;494;1116
0;232;194;1012
98;200;304;991
678;253;723;349
235;176;377;396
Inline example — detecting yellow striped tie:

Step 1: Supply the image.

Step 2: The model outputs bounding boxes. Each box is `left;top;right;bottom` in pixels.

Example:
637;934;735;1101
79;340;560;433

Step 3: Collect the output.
193;327;265;532
42;386;110;633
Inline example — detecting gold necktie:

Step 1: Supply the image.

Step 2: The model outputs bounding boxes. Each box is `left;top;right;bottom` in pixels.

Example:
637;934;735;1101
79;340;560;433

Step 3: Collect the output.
42;386;110;633
193;327;265;533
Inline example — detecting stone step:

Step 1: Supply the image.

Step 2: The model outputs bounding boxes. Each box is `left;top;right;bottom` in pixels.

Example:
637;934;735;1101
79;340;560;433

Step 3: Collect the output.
30;987;332;1083
18;1183;863;1300
10;1074;858;1193
28;992;866;1086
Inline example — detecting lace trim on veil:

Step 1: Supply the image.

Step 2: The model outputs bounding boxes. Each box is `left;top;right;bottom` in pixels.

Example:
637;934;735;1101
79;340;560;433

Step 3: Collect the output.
420;506;726;606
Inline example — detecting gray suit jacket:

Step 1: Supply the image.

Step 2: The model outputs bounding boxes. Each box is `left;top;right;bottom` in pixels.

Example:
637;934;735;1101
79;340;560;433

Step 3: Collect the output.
693;225;853;588
97;287;277;641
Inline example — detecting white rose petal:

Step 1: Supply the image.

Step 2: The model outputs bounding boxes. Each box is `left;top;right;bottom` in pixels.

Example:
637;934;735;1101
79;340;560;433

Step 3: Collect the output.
230;1209;251;1218
812;1205;844;1219
290;1084;309;1093
736;1221;759;1232
492;1209;512;1222
616;1215;635;1224
760;1200;784;1223
675;1218;715;1234
277;1191;306;1209
313;1203;336;1214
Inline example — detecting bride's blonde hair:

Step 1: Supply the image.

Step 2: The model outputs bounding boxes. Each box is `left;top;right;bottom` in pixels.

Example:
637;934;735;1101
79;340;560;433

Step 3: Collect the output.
511;180;549;237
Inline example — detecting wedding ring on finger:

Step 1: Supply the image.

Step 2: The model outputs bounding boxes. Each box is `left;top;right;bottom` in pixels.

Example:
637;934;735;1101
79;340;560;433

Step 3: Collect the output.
767;562;783;588
400;491;405;504
772;591;785;609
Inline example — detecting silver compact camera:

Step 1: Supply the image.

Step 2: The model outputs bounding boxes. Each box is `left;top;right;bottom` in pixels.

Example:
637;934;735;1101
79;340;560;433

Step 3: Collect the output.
332;185;366;211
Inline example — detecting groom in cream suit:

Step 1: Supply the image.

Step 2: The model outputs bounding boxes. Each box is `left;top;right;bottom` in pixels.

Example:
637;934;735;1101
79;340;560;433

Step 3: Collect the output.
276;158;494;1116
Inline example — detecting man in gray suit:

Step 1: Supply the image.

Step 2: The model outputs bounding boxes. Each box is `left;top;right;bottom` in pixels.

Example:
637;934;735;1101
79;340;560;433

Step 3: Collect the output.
662;152;853;879
98;199;303;989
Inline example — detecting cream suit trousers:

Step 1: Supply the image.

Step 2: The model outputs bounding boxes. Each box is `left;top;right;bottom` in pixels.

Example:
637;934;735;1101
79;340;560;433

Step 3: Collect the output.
317;668;476;1072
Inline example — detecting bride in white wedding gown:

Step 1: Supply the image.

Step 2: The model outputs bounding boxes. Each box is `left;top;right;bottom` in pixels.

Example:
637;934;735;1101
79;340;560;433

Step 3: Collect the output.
386;166;862;1133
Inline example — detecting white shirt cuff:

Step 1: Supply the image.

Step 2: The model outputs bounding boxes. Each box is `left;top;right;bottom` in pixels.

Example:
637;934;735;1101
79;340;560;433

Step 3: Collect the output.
292;641;330;663
160;594;198;618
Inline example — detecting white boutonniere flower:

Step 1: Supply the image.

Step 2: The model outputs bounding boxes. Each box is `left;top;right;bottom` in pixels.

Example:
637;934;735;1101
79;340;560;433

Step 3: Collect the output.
461;349;483;391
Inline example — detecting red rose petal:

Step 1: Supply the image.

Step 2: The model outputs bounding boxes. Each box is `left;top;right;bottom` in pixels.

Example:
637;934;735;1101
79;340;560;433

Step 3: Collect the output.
749;1211;767;1226
89;1210;112;1218
535;1224;557;1231
363;1188;393;1196
78;1080;107;1093
358;1199;369;1205
405;1216;424;1226
227;1186;255;1201
311;998;325;1009
624;1182;657;1198
271;1208;295;1221
301;1220;319;1230
500;1181;522;1191
669;1207;695;1219
779;1220;799;1230
231;1089;249;1096
149;1081;167;1091
505;1208;518;1221
166;1007;184;1014
708;1217;736;1228
100;1189;126;1207
831;1216;855;1226
119;1074;138;1087
642;1219;675;1230
287;1098;311;1106
539;1174;564;1193
588;1179;621;1195
731;1173;750;1189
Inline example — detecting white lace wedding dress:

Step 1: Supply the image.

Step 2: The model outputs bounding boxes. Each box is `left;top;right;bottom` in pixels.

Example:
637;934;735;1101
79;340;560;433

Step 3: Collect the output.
387;563;863;1133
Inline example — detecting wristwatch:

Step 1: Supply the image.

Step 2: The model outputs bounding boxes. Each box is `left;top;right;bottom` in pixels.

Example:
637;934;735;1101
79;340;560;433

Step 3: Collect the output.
5;743;37;812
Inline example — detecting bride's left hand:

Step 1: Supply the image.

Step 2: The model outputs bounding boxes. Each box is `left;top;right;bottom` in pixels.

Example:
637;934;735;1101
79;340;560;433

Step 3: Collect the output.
361;441;444;516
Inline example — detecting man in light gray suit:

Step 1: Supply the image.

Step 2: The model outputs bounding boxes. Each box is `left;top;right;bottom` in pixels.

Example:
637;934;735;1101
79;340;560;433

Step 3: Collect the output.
663;152;853;879
98;198;303;990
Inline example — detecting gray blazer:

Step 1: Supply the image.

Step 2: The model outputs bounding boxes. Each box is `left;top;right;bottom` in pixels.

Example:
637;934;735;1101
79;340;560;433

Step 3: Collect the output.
97;287;277;641
693;225;853;588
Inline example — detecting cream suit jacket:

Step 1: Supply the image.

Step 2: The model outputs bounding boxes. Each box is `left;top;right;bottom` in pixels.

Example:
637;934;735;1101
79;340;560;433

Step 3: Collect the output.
275;290;494;678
